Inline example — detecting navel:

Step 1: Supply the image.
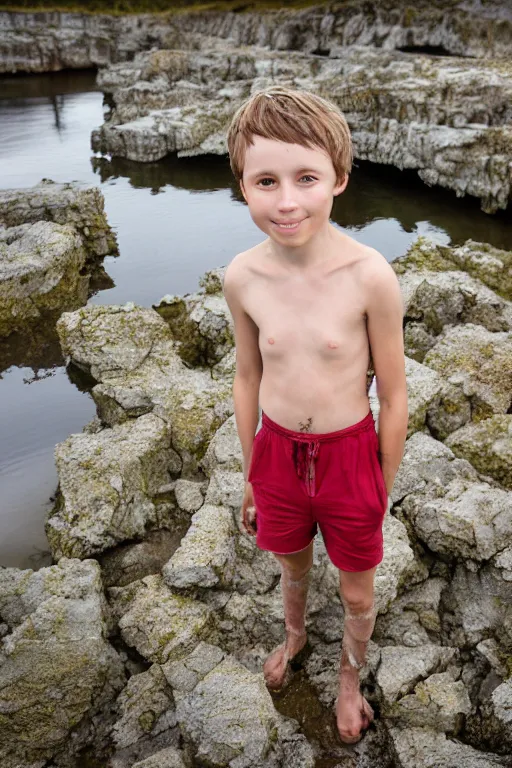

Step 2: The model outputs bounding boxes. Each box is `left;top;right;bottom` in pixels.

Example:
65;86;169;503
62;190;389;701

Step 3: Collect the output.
327;340;339;349
268;337;275;345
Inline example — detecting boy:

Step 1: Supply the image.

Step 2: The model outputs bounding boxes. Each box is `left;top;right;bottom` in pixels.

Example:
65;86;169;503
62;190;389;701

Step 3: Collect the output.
223;86;408;745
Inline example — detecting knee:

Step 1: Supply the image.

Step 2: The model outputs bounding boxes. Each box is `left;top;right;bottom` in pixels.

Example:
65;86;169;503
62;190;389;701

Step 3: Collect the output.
340;590;374;617
279;557;312;582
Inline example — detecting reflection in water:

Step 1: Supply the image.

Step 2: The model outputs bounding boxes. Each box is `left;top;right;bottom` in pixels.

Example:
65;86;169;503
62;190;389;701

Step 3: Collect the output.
93;155;512;252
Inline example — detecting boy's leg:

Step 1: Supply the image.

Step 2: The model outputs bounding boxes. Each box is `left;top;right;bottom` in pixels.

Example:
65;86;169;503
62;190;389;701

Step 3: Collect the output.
337;566;377;743
263;541;314;690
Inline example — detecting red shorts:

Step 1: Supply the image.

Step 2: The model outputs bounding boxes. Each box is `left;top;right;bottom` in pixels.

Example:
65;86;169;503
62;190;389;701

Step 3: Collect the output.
248;410;388;572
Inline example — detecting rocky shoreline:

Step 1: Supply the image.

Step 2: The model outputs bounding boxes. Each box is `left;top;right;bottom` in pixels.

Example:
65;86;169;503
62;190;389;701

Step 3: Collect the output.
1;226;511;766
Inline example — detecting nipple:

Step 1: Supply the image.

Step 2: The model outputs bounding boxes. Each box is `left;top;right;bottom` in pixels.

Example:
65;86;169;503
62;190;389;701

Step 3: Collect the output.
327;340;338;349
268;337;275;345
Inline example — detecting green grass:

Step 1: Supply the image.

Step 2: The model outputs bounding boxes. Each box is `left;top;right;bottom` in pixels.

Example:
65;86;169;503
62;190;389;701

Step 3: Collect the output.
0;0;328;14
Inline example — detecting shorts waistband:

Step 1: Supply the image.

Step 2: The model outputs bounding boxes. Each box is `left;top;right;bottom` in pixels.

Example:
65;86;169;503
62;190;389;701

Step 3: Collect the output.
261;410;374;443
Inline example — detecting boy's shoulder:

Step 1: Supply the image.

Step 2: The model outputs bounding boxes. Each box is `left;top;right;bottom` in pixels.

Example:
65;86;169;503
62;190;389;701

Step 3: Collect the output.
223;241;266;289
343;234;397;286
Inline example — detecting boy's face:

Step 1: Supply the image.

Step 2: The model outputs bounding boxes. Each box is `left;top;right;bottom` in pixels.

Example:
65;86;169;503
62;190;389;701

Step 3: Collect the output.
240;136;347;248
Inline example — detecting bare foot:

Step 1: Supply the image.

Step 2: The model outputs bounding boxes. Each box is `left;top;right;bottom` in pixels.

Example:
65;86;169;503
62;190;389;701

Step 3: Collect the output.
263;631;307;691
336;669;374;744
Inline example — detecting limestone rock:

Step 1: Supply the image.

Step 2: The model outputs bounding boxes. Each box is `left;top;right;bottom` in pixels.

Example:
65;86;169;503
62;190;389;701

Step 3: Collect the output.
111;663;177;751
154;274;233;367
387;671;471;733
174;479;204;513
391;431;478;506
0;179;117;258
56;304;233;472
175;655;278;767
0;558;125;768
394;237;512;302
423;324;512;420
0;221;88;338
446;415;512;490
204;468;244;510
377;645;457;705
388;726;511;767
374;512;415;614
162;504;237;589
46;413;177;560
402;476;512;561
108;574;216;664
480;678;512;754
375;577;446;648
399;270;512;335
131;747;187;768
201;415;244;478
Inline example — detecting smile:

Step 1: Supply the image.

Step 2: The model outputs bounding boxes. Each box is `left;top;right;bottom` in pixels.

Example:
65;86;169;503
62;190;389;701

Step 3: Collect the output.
272;220;302;230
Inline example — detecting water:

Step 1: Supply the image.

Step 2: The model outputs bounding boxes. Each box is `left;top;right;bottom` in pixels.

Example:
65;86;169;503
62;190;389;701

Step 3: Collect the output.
0;69;510;570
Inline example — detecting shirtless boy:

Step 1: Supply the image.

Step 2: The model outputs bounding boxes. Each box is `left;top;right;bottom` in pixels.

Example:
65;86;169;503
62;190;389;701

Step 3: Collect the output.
223;86;408;745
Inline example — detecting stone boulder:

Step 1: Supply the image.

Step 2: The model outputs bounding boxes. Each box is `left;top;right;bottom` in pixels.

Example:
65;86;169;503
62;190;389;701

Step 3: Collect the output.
57;304;233;472
480;678;512;754
446;415;512;490
0;179;117;259
388;726;511;768
0;221;88;338
163;504;237;590
46;413;179;560
132;748;187;768
393;237;512;302
0;558;125;768
376;645;457;706
399;270;512;336
386;670;471;733
201;414;243;478
108;574;216;664
374;577;447;648
423;324;512;421
154;267;232;367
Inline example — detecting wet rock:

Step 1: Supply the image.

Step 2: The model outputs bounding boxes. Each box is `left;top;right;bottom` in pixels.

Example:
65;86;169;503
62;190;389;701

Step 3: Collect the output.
386;670;471;733
111;663;178;751
0;221;88;338
154;268;233;367
423;324;512;420
388;726;511;767
377;645;457;706
445;415;512;490
56;304;233;472
108;574;216;664
0;558;125;768
393;236;512;302
162;504;237;590
46;413;178;560
0;179;117;259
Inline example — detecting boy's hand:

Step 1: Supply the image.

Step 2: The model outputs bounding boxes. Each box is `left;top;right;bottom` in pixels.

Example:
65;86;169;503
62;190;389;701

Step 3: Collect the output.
241;481;257;537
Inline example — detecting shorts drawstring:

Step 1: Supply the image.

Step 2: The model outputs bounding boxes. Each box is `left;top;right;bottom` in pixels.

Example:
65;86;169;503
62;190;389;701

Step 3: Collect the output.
292;439;320;497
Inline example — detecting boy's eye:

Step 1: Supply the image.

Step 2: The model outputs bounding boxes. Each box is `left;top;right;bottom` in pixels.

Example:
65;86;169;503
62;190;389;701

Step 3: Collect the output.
257;178;275;187
300;175;317;183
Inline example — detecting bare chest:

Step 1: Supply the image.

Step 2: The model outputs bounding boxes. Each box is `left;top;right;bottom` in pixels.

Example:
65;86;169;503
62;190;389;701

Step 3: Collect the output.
246;277;367;362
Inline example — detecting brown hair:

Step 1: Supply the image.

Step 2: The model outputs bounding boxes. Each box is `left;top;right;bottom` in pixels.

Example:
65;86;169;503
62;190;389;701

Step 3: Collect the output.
226;85;353;185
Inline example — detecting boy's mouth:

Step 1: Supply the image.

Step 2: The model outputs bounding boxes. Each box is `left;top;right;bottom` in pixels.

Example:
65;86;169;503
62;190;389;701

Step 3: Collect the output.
271;219;303;231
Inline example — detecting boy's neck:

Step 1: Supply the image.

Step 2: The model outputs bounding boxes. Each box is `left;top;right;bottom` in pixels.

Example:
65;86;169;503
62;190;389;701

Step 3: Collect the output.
266;221;341;270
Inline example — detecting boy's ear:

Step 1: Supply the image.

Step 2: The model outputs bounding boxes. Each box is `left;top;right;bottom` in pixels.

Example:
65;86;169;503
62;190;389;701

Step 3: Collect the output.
239;179;247;202
333;174;349;197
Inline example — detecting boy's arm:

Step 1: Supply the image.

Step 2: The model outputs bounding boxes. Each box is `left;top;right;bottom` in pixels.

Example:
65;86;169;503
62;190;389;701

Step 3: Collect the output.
365;255;408;494
223;259;263;480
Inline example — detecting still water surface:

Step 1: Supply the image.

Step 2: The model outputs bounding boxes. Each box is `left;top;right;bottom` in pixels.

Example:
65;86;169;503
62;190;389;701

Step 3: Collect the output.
1;69;510;570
